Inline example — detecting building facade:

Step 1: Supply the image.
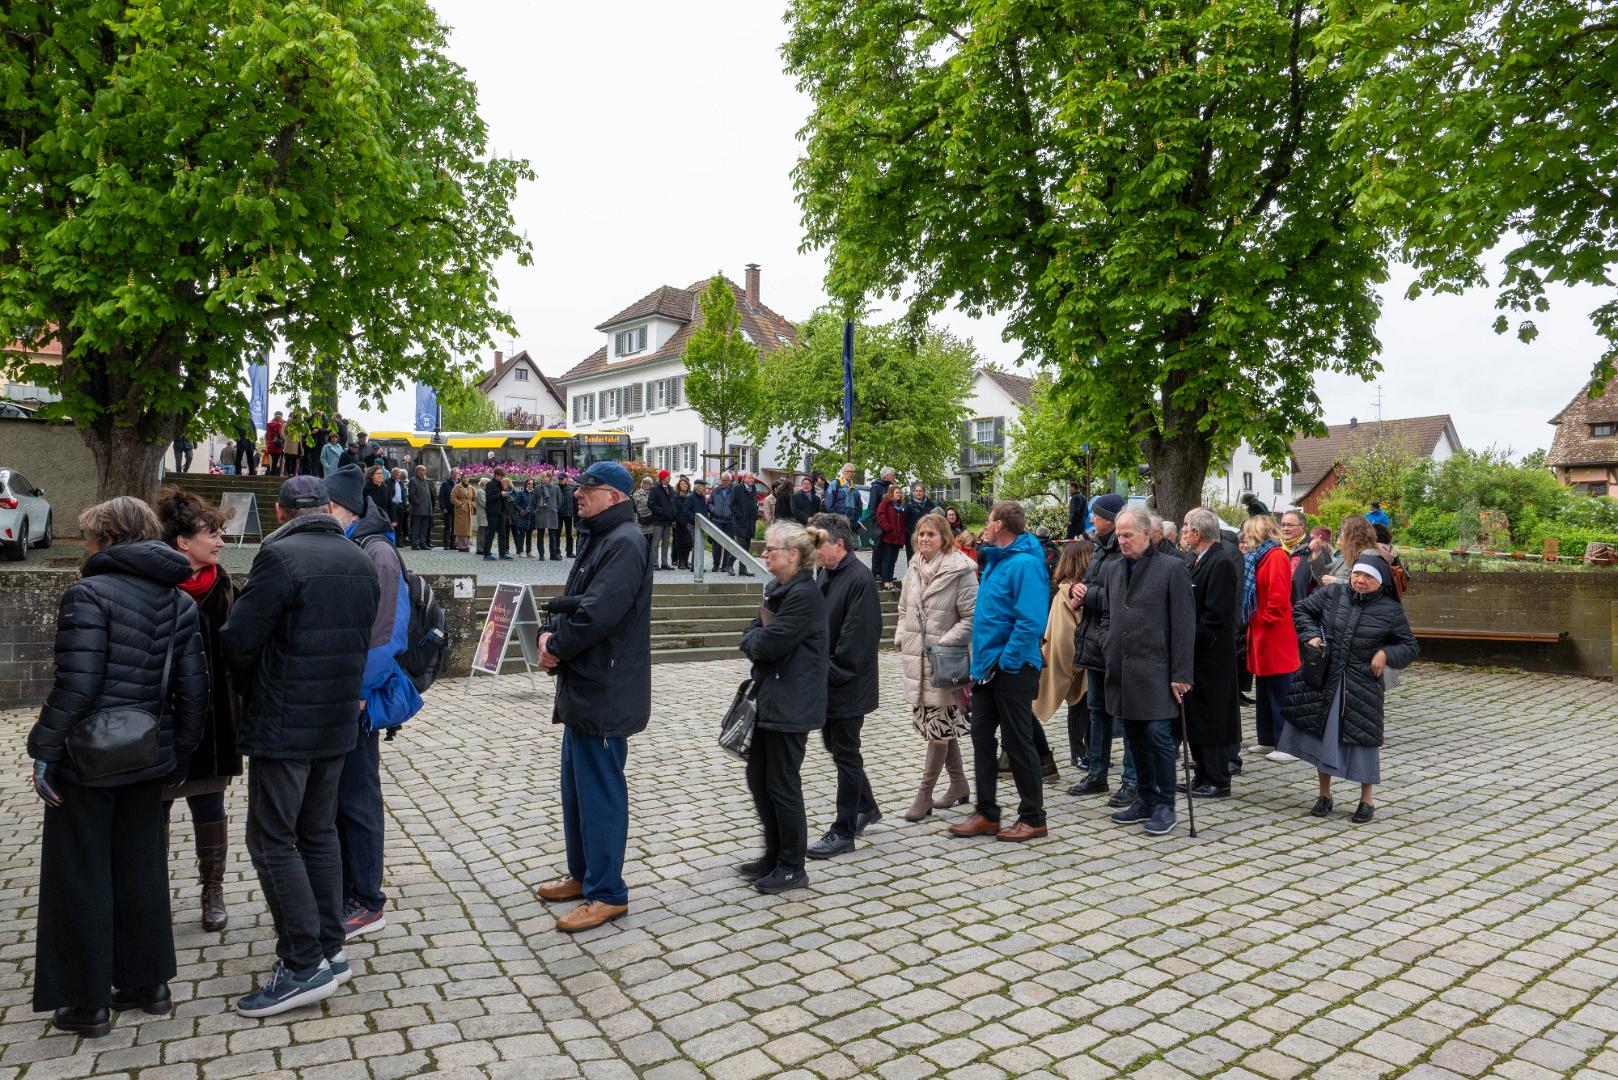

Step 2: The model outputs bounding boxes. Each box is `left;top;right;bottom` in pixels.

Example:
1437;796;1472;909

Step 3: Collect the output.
1547;376;1618;497
935;368;1034;503
475;350;566;427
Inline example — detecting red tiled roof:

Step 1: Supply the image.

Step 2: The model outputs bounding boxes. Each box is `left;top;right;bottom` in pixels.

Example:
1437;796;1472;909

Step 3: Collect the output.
1290;415;1459;491
559;277;797;383
1546;375;1618;467
979;368;1034;406
475;349;563;408
593;285;697;332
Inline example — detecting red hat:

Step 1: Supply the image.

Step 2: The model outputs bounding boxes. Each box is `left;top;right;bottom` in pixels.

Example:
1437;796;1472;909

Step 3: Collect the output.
658;469;670;481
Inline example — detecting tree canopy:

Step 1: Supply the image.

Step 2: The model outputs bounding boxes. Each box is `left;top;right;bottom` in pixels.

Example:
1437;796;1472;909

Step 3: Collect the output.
682;275;766;473
438;379;502;434
785;0;1388;521
761;310;976;481
0;0;531;497
997;375;1131;502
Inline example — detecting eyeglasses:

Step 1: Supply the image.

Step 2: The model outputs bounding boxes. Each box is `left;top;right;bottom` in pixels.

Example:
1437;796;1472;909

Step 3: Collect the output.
762;546;788;554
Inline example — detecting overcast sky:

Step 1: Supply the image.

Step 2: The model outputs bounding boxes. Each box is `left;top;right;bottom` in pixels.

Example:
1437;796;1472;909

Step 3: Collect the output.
336;0;1607;462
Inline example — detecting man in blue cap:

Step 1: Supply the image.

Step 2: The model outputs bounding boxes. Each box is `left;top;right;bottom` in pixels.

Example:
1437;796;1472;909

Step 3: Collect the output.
533;461;653;932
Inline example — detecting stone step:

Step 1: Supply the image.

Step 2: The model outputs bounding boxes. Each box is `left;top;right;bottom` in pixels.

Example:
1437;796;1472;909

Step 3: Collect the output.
651;646;744;666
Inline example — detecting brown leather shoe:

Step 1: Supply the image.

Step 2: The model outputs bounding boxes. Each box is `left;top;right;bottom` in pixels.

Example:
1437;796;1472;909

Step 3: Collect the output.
555;900;628;933
947;812;1001;837
995;820;1049;842
536;877;584;902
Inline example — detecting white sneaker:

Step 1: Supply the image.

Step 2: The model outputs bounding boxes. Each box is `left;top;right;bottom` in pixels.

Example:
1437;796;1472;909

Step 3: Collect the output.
1247;744;1274;754
1266;750;1297;763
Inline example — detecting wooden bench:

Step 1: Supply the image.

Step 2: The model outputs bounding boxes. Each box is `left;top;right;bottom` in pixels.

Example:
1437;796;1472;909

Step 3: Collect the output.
1411;627;1566;644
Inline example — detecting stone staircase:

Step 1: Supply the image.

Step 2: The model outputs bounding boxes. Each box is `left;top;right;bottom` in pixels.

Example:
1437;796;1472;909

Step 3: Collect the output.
474;581;901;665
167;473;288;537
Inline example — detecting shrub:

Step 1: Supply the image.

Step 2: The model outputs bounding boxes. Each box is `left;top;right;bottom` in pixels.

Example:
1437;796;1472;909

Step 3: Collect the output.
1401;506;1456;549
953;501;989;527
1313;493;1365;535
1024;501;1069;537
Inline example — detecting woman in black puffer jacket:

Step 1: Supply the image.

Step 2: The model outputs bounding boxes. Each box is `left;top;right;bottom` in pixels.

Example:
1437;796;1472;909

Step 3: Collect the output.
27;497;208;1038
737;521;828;897
1278;554;1417;825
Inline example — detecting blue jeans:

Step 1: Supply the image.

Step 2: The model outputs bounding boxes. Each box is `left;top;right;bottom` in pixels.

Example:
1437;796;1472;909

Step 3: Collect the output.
337;727;386;911
1085;672;1136;785
1122;717;1177;814
561;729;630;905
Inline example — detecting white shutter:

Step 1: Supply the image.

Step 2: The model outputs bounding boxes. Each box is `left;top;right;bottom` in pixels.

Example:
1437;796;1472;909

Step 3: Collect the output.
670;376;683;407
627;383;644;415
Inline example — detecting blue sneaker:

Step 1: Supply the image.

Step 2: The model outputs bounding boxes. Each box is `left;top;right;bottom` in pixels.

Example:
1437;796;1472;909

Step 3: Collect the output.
1110;801;1151;825
235;960;336;1018
326;951;351;987
1144;805;1177;836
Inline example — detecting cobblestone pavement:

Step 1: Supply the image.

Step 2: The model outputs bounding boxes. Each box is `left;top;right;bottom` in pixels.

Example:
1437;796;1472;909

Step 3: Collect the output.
2;660;1618;1079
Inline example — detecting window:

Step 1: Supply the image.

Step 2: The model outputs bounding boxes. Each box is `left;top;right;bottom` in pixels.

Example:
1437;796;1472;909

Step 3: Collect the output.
681;443;697;472
623;382;644;416
614;327;647;357
571;393;595;425
1580;482;1609;496
1273;475;1284;495
728;444;757;475
514;368;528;382
652;376;683;410
1592;423;1616;437
598;387;621;419
971;418;998;465
1242;471;1253;492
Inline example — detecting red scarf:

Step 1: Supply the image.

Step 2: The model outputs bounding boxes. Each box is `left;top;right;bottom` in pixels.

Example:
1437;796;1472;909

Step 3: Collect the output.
178;564;217;601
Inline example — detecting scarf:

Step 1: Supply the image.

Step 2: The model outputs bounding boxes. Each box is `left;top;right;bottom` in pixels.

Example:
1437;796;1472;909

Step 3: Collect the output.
910;546;950;591
1241;540;1281;625
177;563;218;602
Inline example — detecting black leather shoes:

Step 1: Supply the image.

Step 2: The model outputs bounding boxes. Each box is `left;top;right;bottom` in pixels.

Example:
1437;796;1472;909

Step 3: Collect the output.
1190;784;1231;799
1106;782;1138;809
1351;802;1375;824
755;867;809;894
51;1007;112;1037
853;810;881;836
807;831;855;859
735;857;774;879
1309;796;1334;817
111;984;173;1016
1068;774;1109;796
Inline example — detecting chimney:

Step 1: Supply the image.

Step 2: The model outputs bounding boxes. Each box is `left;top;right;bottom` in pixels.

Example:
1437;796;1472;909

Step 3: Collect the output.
1348;416;1358;429
744;263;760;310
492;350;503;376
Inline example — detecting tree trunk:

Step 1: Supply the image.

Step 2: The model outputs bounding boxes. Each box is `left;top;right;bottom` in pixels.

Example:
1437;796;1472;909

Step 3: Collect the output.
1145;429;1213;528
83;425;174;503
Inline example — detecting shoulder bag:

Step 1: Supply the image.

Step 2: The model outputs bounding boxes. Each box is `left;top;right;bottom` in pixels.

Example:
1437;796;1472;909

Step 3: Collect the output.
918;596;972;690
1298;592;1334;691
67;599;178;786
717;678;757;761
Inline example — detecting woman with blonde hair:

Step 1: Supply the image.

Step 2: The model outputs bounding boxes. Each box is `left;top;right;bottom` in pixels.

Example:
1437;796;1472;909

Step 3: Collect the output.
1241;514;1299;759
1034;539;1093;770
894;512;978;819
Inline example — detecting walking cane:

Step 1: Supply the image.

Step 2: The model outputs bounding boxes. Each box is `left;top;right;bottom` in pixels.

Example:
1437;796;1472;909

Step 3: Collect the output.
1177;698;1198;839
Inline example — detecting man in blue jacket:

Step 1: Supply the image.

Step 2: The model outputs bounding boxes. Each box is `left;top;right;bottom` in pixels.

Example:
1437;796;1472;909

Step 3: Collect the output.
707;472;735;573
323;466;422;940
948;500;1051;843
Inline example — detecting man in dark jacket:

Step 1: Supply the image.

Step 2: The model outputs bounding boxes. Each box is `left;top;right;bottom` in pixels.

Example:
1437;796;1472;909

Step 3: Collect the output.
220;475;379;1017
535;461;652;933
557;474;577;557
438;469;459;550
707;473;735;573
1069;494;1138;805
1066;481;1088;539
407;465;434;551
790;476;820;525
805;514;882;859
648;468;678;570
323;467;421;941
1181;508;1241;797
1084;508;1195;838
1281;508;1329;603
485;468;512;560
730;476;759;577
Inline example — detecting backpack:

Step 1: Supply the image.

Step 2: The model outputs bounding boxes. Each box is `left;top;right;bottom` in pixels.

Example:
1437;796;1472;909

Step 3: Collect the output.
1389;560;1410;599
361;537;448;694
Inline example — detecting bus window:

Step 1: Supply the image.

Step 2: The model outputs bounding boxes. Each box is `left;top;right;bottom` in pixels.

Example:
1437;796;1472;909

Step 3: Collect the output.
574;433;631;467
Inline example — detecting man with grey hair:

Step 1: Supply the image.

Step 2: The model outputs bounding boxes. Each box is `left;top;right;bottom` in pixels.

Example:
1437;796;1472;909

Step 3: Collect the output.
707;472;736;573
1180;507;1240;797
1077;507;1194;836
1280;507;1329;602
1150;513;1190;564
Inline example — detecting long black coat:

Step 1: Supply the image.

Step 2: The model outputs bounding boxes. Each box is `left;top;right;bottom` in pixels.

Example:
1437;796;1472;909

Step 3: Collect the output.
1183;543;1240;745
739;570;827;733
549;500;652;738
1281;577;1418;747
648;482;678;526
219;514;379;759
1095;547;1196;722
170;565;243;792
29;542;209;786
1075;529;1121;671
819;553;881;718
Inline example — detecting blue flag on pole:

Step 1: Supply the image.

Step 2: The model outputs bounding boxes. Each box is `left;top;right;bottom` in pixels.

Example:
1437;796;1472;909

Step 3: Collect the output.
414;383;440;432
842;320;855;432
248;357;268;431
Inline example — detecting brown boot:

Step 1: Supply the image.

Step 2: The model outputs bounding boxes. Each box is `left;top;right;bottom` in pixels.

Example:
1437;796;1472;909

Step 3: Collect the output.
934;738;970;809
904;741;949;821
196;818;229;932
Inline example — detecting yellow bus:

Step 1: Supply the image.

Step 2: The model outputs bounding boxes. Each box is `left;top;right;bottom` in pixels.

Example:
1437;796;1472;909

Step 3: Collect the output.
366;429;631;479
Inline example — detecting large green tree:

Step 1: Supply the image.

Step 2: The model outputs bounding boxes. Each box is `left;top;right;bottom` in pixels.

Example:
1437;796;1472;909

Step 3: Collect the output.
0;0;531;498
785;1;1387;521
682;274;766;474
761;310;975;481
997;375;1135;502
1324;0;1618;385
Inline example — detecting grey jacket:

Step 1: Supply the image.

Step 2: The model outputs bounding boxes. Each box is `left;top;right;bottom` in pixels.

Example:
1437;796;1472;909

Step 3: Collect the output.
1096;547;1196;722
534;481;561;530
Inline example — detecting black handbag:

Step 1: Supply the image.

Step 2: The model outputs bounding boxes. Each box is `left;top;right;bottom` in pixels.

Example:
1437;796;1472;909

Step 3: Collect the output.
1299;640;1329;691
718;678;757;761
66;602;177;786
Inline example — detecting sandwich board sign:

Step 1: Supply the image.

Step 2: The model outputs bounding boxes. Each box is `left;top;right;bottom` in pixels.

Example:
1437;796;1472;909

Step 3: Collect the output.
219;492;260;546
469;583;541;692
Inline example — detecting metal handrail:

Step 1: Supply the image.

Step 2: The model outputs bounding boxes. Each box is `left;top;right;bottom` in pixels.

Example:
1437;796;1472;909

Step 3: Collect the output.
691;513;767;590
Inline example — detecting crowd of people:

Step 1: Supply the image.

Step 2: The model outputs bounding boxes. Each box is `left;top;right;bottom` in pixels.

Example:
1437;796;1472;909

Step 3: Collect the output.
25;453;1420;1036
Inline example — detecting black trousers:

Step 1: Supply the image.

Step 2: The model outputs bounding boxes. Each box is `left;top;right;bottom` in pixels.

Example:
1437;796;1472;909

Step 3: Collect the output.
559;516;575;556
745;728;809;872
1191;742;1231;789
1066;695;1089;765
246;755;346;974
441;510;454;549
34;779;174;1011
970;664;1045;827
546;527;561;558
672;522;693;566
821;714;877;838
411;514;432;550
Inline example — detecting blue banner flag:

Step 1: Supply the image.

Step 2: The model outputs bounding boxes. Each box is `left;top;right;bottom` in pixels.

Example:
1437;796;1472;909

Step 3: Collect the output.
414;383;440;432
248;358;268;431
842;319;855;432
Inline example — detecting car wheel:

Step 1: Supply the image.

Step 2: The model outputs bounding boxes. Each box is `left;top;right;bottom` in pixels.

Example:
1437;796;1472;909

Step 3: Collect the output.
35;512;51;549
4;519;27;562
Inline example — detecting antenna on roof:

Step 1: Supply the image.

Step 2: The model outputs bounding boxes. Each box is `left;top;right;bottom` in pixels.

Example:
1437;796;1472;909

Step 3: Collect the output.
1373;383;1384;422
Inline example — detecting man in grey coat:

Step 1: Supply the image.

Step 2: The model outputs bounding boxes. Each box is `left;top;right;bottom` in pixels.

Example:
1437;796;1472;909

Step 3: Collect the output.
407;465;434;550
1084;507;1195;837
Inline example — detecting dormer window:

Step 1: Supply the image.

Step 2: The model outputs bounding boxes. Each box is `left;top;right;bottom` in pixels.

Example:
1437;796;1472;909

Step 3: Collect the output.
1591;422;1616;437
615;326;648;357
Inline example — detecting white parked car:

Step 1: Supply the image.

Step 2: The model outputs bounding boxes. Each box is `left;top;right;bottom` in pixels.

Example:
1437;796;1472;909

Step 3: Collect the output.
0;468;52;560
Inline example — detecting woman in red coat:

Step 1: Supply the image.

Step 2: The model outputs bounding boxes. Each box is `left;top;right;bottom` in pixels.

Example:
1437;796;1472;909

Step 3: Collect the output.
1242;515;1300;755
874;484;907;590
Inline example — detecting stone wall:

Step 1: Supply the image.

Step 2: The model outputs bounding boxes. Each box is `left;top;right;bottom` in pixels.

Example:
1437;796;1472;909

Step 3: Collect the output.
0;419;98;535
1402;572;1618;678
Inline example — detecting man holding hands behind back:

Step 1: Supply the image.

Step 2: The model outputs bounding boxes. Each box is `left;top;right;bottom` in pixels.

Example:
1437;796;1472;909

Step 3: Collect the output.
533;462;652;933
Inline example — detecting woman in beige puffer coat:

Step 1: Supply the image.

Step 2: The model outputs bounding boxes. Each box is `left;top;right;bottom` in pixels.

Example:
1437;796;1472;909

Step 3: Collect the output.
894;511;978;821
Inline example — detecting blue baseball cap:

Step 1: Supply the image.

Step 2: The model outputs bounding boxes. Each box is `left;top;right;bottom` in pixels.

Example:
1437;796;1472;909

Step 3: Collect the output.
576;461;633;497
